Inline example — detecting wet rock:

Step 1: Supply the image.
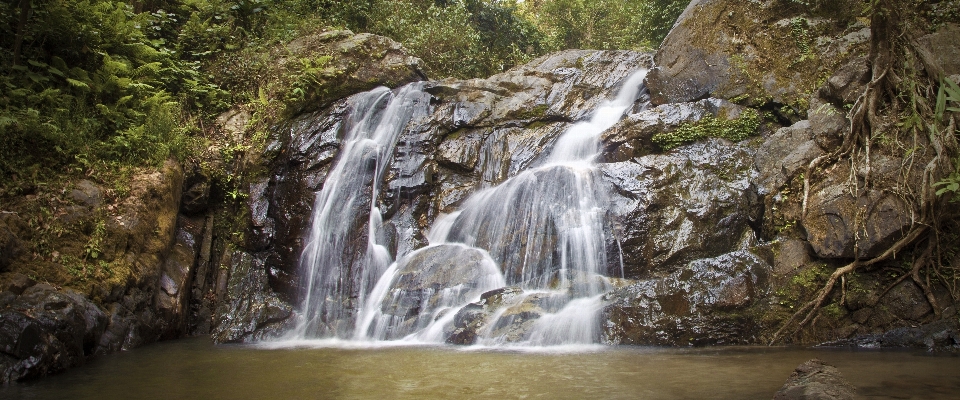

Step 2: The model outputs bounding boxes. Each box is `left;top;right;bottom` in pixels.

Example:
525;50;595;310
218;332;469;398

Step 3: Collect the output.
155;216;202;339
446;287;566;345
754;120;824;195
437;129;483;172
96;287;162;354
602;250;771;346
803;185;912;259
371;244;503;339
212;251;293;343
773;359;856;400
246;177;275;251
821;318;960;351
601;139;760;277
0;283;107;384
600;98;747;162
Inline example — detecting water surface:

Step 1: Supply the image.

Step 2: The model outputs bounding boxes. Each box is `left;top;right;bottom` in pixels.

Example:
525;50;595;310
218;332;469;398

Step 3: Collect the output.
6;338;960;399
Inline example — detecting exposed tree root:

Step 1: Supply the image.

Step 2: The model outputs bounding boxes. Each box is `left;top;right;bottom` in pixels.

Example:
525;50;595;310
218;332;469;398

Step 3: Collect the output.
769;225;928;345
770;0;960;345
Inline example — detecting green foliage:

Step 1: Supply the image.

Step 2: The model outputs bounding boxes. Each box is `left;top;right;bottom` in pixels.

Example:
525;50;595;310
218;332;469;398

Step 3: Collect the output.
0;0;227;190
652;109;762;151
790;17;813;64
518;0;688;50
935;76;960;120
933;76;960;202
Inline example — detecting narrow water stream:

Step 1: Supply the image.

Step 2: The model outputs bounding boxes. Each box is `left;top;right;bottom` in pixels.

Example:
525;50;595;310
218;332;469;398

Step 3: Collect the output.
5;339;959;399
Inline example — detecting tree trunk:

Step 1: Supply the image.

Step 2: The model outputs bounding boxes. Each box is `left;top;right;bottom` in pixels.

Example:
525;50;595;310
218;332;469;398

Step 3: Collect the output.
12;0;31;66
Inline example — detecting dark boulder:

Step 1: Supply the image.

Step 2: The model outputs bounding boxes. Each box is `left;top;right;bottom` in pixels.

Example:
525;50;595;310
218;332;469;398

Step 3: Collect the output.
773;359;856;400
0;283;107;384
602;250;772;346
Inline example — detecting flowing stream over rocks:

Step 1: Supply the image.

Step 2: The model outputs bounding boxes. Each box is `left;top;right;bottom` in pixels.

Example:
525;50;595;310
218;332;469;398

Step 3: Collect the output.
288;70;648;347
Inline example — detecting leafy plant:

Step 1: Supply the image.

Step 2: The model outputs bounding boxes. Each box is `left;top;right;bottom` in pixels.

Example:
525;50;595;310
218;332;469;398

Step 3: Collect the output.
933;77;960;202
652;109;762;150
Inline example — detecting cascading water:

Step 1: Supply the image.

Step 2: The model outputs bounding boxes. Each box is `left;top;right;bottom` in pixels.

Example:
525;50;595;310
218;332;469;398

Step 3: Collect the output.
292;83;429;338
291;70;648;347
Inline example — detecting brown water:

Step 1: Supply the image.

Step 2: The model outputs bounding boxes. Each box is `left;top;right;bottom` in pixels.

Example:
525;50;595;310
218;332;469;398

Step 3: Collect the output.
4;338;959;399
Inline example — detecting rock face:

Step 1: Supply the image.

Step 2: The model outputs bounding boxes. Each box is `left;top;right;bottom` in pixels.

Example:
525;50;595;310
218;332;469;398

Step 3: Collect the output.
773;359;856;400
0;160;188;383
602;250;771;346
647;0;870;113
212;251;293;343
601;139;761;278
255;49;655;338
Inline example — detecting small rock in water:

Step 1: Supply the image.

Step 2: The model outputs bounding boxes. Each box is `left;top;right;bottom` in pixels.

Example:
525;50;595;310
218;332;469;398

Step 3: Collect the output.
773;359;855;400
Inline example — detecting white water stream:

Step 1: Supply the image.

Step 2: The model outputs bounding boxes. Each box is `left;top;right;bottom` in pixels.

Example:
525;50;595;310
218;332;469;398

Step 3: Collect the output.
290;70;648;347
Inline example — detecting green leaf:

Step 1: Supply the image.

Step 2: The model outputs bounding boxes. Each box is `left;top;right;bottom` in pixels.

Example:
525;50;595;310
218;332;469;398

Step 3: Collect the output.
66;78;90;89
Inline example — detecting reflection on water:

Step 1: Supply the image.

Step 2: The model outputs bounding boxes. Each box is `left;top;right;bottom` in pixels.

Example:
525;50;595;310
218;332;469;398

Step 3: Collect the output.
4;338;960;399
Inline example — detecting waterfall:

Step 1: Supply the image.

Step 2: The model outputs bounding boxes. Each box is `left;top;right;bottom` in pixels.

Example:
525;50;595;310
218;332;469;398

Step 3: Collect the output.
293;83;428;338
291;70;648;347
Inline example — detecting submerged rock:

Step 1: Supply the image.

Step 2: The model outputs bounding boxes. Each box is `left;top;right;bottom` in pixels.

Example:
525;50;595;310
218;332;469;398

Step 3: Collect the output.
820;318;960;352
773;359;856;400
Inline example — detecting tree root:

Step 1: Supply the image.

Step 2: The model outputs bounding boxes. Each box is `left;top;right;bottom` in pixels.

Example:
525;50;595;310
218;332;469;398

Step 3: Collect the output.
769;225;928;345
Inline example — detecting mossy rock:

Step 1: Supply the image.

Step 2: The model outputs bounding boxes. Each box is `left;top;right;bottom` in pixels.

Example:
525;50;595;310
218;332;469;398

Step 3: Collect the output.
647;0;869;116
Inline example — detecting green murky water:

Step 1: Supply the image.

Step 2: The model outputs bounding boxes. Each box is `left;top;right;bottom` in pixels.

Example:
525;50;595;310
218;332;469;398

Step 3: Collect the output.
4;338;959;399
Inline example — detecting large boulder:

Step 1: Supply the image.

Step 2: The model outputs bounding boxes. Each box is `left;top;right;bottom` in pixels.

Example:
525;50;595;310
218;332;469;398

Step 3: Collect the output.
365;244;504;340
803;180;913;260
0;281;106;384
601;139;761;277
266;30;427;117
647;0;870;114
602;250;772;346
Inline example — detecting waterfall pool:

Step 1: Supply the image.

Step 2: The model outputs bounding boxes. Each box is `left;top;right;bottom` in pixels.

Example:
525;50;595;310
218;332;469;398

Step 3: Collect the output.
5;337;959;399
